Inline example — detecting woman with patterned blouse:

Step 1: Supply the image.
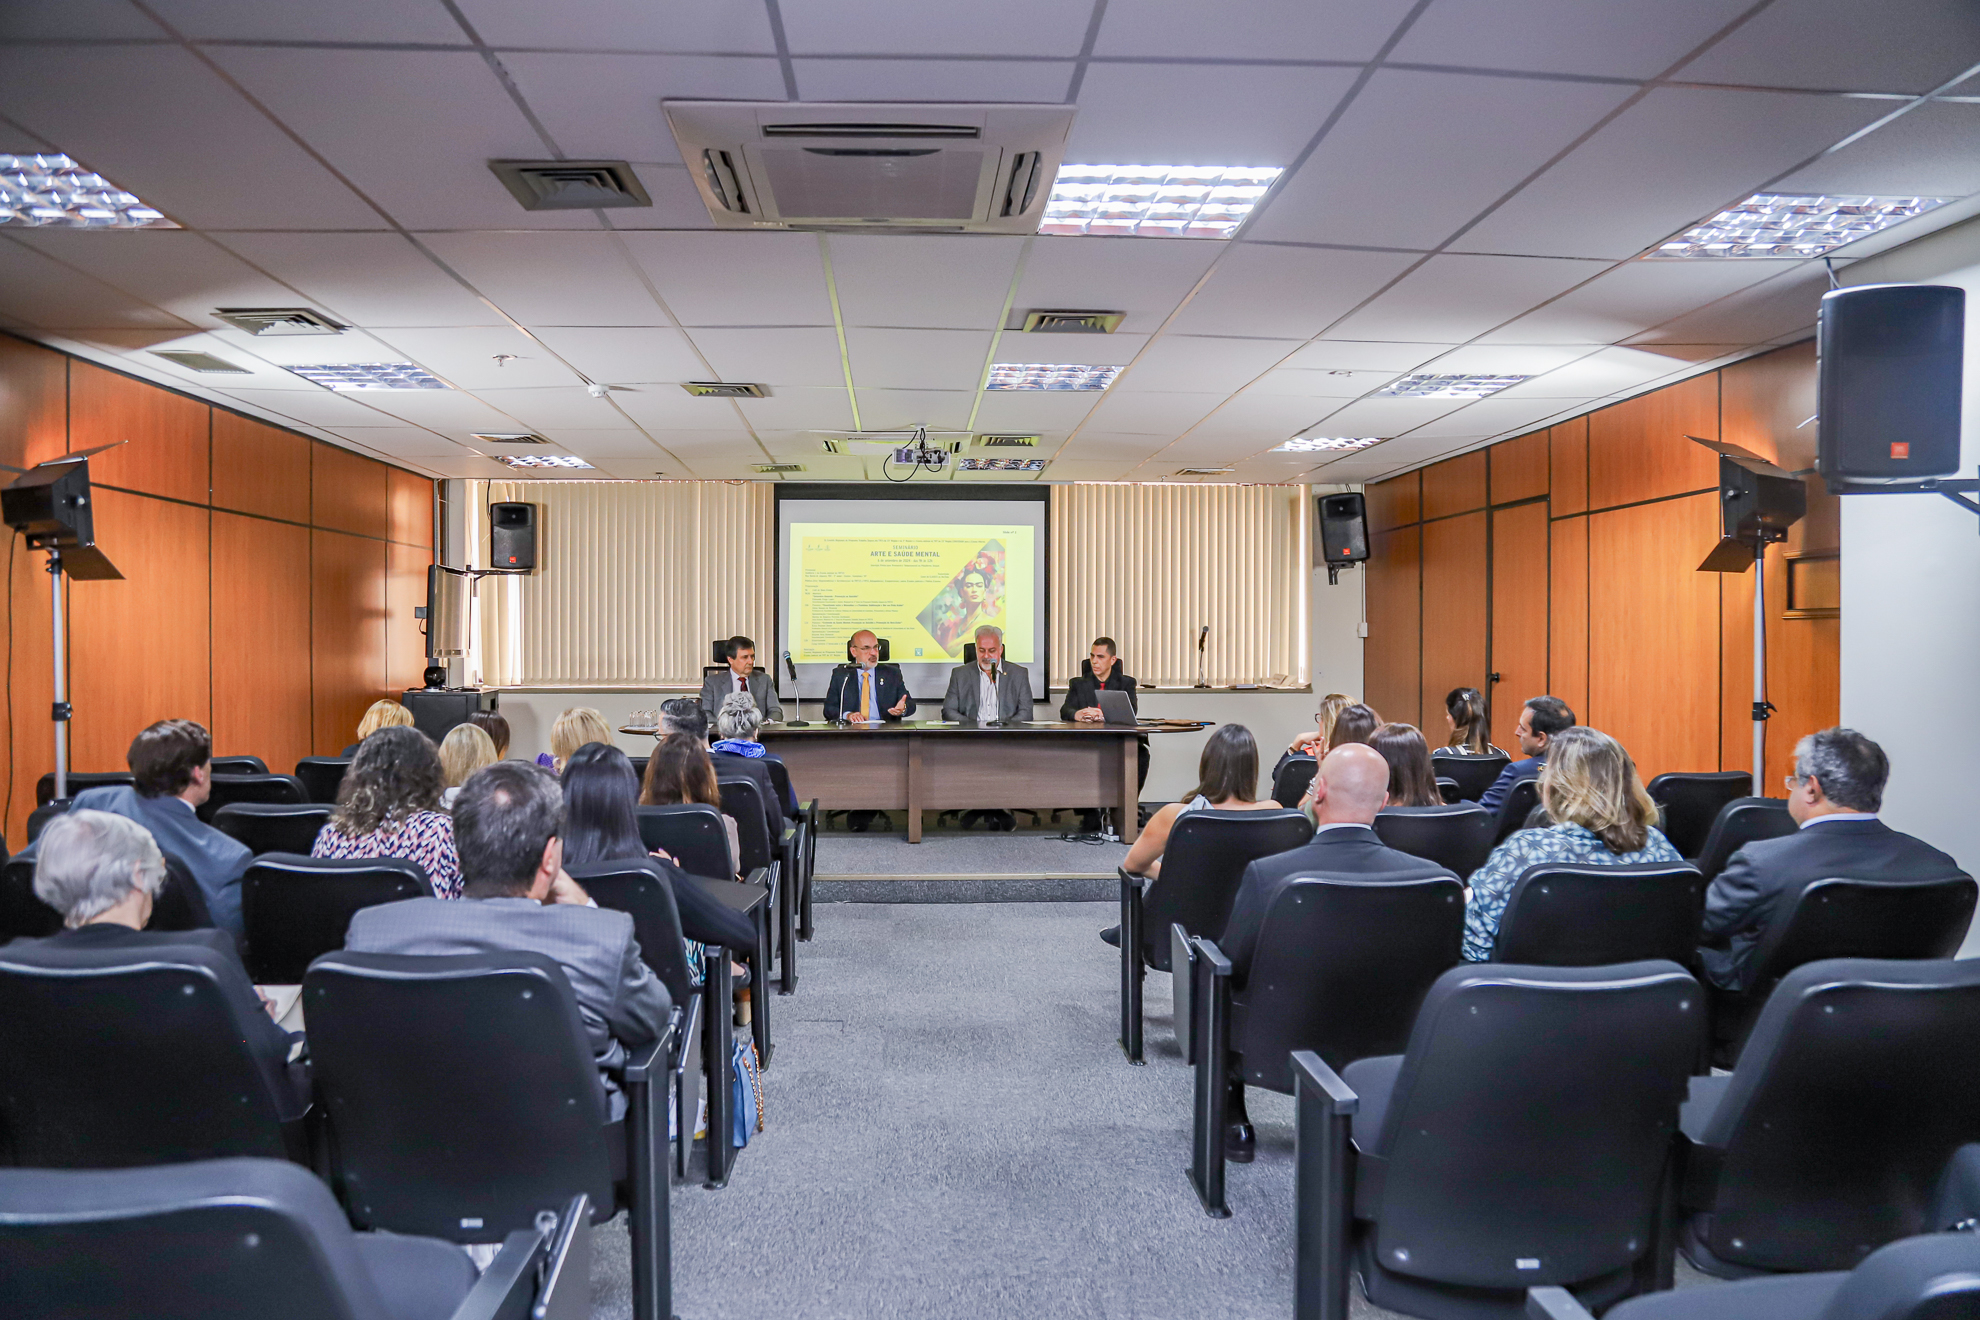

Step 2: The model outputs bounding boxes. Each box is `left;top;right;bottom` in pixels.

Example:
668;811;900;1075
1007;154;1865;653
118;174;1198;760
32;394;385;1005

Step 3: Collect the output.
1461;726;1680;960
312;725;464;900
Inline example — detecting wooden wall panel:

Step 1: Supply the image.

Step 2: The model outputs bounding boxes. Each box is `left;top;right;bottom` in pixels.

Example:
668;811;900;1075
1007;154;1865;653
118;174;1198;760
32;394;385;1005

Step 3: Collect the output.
1550;418;1588;515
67;490;211;772
312;443;391;539
1549;515;1589;727
1490;430;1549;506
1722;339;1818;472
70;362;210;504
0;336;66;471
311;529;388;755
389;468;433;547
1489;502;1550;750
1365;525;1421;727
212;512;313;774
1421;451;1487;521
1367;472;1421;532
213;411;311;523
1588;493;1722;781
1419;512;1487;735
385;540;432;696
1587;372;1719;510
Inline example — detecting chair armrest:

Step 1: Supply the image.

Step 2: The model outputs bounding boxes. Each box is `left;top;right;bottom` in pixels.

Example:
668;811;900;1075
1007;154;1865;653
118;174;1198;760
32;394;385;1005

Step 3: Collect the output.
1194;935;1232;978
1525;1287;1595;1320
1293;1049;1359;1320
1291;1050;1358;1114
1173;922;1198;1064
780;824;797;848
671;994;702;1078
623;1019;673;1087
451;1193;588;1320
448;1227;545;1320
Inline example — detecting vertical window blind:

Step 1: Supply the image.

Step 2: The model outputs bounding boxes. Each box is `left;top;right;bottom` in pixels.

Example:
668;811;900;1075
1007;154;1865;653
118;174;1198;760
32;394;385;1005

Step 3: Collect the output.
1050;483;1309;689
465;480;773;687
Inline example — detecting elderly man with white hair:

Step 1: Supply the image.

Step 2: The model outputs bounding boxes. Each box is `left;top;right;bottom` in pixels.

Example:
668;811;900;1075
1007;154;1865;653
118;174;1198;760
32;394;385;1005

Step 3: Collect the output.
939;624;1034;725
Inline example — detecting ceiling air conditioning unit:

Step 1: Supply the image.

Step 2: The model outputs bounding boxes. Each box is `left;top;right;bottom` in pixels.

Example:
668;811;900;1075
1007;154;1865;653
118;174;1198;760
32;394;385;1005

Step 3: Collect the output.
666;102;1074;235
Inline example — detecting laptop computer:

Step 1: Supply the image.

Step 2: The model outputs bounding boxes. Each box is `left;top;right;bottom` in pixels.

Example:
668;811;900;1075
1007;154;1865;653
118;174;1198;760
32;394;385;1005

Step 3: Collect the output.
1095;689;1139;727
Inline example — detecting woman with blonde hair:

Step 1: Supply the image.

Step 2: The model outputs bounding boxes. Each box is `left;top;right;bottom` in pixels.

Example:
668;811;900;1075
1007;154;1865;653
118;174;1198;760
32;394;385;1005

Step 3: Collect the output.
342;699;414;755
549;707;613;773
437;722;498;808
1460;726;1680;959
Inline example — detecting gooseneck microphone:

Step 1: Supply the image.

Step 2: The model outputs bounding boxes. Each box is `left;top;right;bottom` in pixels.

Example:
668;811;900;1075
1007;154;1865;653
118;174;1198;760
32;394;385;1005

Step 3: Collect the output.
781;649;811;726
1193;624;1211;689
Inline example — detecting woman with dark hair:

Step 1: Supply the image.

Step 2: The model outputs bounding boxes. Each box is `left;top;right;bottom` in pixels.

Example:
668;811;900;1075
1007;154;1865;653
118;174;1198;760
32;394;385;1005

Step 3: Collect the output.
312;725;463;899
468;710;512;759
1326;702;1381;753
1441;687;1505;756
639;733;741;878
1370;723;1443;807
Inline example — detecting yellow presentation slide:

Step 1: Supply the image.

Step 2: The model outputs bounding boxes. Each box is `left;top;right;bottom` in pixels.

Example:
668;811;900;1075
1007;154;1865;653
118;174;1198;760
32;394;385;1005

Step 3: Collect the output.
789;522;1036;663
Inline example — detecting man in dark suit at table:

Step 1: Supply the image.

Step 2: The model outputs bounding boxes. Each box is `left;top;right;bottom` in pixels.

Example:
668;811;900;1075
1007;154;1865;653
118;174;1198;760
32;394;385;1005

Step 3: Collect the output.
1477;695;1575;812
823;630;914;723
1699;727;1965;993
1061;636;1148;796
698;635;782;724
940;626;1033;724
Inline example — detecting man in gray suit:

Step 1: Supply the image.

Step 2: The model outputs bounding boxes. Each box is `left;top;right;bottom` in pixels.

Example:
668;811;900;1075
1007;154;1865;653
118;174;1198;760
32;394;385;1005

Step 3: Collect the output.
698;635;783;724
344;761;669;1118
940;625;1034;724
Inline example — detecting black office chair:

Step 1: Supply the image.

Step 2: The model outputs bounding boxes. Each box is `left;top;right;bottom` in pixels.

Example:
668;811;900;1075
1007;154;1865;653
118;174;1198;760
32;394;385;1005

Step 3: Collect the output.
638;803;732;880
763;756;817;941
303;950;677;1320
1118;808;1313;1064
0;942;307;1167
1492;861;1706;967
1373;804;1497;878
1291;961;1701;1320
629;753;650;784
1493;775;1543;844
1678;958;1980;1277
196;772;309;823
212;802;331;855
208;755;270;775
23;798;69;844
843;636;891;662
293;756;353;804
1646;771;1754;860
0;849;210;941
33;770;131;807
1182;873;1463;1216
720;776;792;997
1691;796;1796;882
1430;750;1510;803
1271;755;1318;808
240;852;430;984
1435;776;1460;804
0;1159;585;1320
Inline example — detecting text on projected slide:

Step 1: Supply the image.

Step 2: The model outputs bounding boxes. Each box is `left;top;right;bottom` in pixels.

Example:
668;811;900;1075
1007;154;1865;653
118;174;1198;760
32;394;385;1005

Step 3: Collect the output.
790;523;1035;663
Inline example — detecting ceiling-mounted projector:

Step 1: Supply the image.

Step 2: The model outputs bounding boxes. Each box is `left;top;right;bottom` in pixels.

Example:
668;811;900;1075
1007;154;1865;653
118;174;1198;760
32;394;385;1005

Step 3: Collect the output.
665;101;1074;234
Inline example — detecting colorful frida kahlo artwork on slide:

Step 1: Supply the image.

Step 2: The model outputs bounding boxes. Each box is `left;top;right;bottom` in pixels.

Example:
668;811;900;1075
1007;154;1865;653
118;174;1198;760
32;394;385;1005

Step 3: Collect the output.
918;540;1005;655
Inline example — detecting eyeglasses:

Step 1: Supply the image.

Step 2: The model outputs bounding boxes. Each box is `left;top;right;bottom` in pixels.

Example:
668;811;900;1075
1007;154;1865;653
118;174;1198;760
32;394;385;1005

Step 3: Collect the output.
1782;774;1807;792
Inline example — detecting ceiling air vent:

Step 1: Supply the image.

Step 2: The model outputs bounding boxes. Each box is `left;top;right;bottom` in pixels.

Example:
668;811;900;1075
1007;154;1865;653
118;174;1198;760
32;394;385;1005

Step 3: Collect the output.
151;350;248;374
1022;309;1123;334
213;307;346;336
682;381;767;398
667;102;1073;235
1177;467;1234;476
471;433;551;445
489;159;652;211
752;462;804;473
973;434;1039;449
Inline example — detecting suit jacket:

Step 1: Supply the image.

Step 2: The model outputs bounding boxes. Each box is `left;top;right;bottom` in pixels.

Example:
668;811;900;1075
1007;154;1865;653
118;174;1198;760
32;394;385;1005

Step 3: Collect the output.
822;663;916;722
1478;755;1544;813
941;661;1035;723
344;896;671;1110
1220;824;1458;985
1;924;306;1116
698;668;783;724
1699;817;1966;992
68;785;252;938
1060;670;1137;722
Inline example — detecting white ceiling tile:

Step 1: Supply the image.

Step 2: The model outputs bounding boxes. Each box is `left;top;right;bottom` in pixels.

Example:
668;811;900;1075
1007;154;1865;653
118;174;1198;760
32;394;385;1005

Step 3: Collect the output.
1055;432;1170;458
1120;335;1299;393
990;331;1149;367
123;331;318;390
355;389;531;431
1608;342;1746;363
4;229;301;329
1279;341;1456;372
793;58;1073;102
372;326;578;389
207;232;505;328
1243;367;1390;399
827;234;1025;328
1065;63;1360;165
852;389;975;430
735;388;857;432
1303;396;1471;435
1184;393;1339;442
780;0;1091;56
1390;0;1760;79
1625;267;1829;349
145;0;462;41
202;326;406;367
618;232;835;327
1673;0;1980;94
1095;0;1416;59
497;53;787;164
1040;460;1135;481
1400;397;1576;440
324;426;471;457
0;45;383;230
1420;344;1594;376
1079;390;1222;435
845;327;992;390
1452;87;1893;260
453;0;775;50
0;238;191;332
642;430;762;455
1770;101;1980;197
1493;347;1697;399
684;327;846;387
550;430;675;458
419;233;668;326
1323;253;1603;342
970;392;1102;431
0;0;165;39
1008;236;1221;336
1244;71;1637;249
1167;245;1420;339
525;326;710;385
1476;258;1792;344
610;387;751;430
586;460;681;480
597;166;723;230
212;386;411;427
469;386;641;429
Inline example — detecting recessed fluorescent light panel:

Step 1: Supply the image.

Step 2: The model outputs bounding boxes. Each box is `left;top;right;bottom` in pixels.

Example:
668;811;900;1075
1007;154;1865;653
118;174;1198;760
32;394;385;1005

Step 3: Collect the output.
958;456;1046;471
1272;436;1385;453
288;362;450;391
1376;374;1529;399
496;454;593;469
0;154;174;229
1652;193;1951;259
1041;165;1282;239
150;350;248;374
985;363;1121;391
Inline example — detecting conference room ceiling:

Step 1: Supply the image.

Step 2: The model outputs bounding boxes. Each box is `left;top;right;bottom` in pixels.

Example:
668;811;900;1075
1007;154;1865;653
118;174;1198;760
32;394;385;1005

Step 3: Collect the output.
2;0;1978;486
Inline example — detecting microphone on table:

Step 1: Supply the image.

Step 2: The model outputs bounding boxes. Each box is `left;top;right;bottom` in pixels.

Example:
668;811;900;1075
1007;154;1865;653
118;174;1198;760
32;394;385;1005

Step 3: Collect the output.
987;663;1000;724
1193;624;1211;689
781;649;811;727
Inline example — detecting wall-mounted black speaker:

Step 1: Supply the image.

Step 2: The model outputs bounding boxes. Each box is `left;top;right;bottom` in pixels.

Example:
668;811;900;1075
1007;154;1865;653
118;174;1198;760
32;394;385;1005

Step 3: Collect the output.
1818;283;1964;483
1318;492;1370;566
489;501;536;571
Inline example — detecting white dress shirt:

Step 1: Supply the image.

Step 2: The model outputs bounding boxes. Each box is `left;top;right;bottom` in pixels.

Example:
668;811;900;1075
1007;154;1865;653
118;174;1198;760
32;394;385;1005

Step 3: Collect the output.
1799;811;1879;828
977;663;999;719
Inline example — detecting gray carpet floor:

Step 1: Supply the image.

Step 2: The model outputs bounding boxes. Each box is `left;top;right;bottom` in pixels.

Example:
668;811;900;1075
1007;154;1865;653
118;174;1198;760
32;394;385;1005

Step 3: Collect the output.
815;829;1129;877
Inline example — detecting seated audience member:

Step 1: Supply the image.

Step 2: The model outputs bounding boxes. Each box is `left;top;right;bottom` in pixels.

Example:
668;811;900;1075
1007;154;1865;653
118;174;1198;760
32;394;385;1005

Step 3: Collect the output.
1699;727;1964;992
1462;726;1679;960
662;696;787;827
6;810;305;1113
823;630;914;722
68;719;253;938
1371;722;1443;807
641;733;742;879
699;635;783;724
1218;743;1456;1161
940;626;1034;723
1271;693;1353;785
549;707;613;774
341;698;414;756
344;762;670;1119
468;710;512;759
437;723;498;808
1441;686;1505;757
712;692;799;819
1477;695;1575;813
312;726;463;900
1326;702;1381;752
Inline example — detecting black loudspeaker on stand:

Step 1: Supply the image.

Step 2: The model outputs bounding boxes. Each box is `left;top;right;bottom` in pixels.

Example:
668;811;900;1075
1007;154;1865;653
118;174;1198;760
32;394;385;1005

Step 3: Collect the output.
1317;492;1369;585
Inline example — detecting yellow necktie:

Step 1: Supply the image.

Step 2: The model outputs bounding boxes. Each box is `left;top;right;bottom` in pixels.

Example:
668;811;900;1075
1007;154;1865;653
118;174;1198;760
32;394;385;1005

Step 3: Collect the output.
860;669;873;720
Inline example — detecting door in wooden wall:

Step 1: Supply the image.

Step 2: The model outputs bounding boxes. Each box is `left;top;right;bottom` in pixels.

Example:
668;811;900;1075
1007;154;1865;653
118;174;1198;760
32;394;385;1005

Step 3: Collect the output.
1489;502;1549;751
1420;513;1487;735
1365;525;1421;726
